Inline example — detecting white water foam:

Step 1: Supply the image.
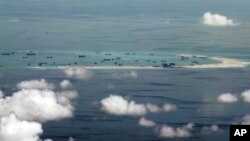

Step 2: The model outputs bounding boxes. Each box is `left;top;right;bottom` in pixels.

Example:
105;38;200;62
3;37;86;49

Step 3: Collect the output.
180;55;250;68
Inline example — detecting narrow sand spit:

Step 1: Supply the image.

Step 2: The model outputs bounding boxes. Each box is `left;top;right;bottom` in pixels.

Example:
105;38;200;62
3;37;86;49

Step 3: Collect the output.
182;56;250;68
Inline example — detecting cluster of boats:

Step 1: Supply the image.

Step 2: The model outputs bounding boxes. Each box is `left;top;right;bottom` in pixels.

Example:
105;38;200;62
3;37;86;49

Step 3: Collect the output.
1;51;204;68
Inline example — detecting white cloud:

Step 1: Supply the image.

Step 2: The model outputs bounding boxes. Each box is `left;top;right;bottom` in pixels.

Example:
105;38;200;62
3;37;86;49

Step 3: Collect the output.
100;95;177;116
158;123;194;138
0;89;77;122
60;80;72;89
138;117;156;127
146;103;176;113
112;71;138;79
0;113;51;141
58;90;78;100
241;89;250;102
217;93;238;103
0;80;77;141
202;125;220;133
0;90;4;98
202;12;238;26
185;123;195;130
146;103;161;113
64;67;93;79
68;137;75;141
240;114;250;125
100;95;147;116
162;104;177;112
16;79;55;90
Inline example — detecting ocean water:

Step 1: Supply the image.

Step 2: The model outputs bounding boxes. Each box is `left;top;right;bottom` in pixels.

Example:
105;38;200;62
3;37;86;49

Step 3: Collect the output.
2;68;250;141
0;0;250;141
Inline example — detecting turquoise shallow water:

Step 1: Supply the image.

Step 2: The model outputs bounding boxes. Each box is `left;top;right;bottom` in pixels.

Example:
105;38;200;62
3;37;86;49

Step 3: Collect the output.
0;51;217;69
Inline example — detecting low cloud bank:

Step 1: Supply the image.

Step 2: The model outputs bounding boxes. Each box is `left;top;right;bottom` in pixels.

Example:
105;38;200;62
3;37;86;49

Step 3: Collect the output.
217;89;250;126
112;71;138;79
202;12;238;26
0;89;77;122
240;114;250;125
64;67;93;79
0;90;4;98
68;137;75;141
158;123;194;138
218;89;250;103
202;125;220;133
139;117;156;127
0;113;75;141
0;113;51;141
146;103;161;113
100;95;176;116
60;80;73;89
217;93;238;103
16;79;55;90
0;79;77;141
241;89;250;102
162;104;177;112
0;79;78;123
100;95;147;116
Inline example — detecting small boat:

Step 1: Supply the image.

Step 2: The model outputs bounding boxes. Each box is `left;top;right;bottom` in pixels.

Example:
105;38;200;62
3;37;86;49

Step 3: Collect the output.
192;61;199;64
162;63;175;68
1;52;11;55
170;63;175;66
103;59;111;61
26;52;36;56
180;56;189;60
38;62;47;66
78;55;86;58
